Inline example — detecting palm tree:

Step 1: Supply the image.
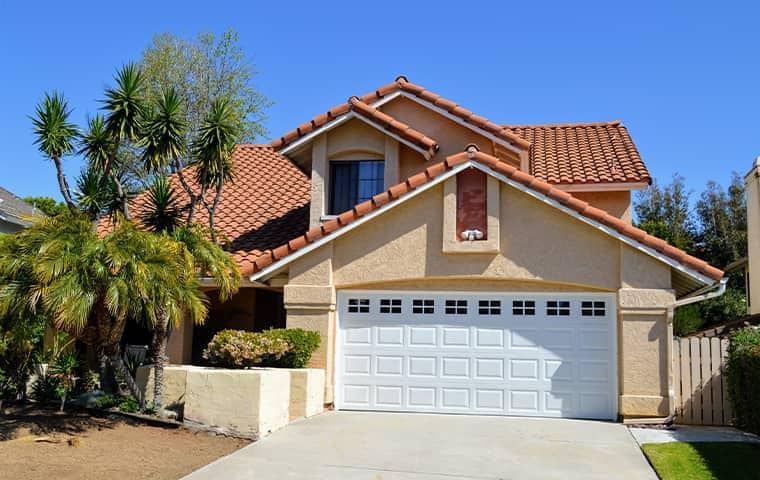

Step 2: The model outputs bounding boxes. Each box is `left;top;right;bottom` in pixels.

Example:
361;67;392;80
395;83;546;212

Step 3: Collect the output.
0;213;207;406
192;98;239;241
137;89;240;410
30;92;79;209
141;184;240;409
78;63;147;220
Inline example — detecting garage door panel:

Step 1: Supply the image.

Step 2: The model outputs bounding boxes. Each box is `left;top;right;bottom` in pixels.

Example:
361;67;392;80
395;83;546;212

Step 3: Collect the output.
475;328;504;348
377;326;404;346
337;291;617;420
409;326;437;346
441;327;469;347
475;358;505;379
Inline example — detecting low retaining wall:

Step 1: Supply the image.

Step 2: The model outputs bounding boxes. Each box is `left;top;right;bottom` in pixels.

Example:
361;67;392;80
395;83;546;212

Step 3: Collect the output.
136;365;325;438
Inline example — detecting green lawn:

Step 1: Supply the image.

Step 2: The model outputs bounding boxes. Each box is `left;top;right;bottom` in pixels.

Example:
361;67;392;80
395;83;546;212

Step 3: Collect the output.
641;442;760;480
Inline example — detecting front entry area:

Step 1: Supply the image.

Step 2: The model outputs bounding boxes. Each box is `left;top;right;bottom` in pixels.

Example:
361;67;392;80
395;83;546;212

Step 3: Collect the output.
335;291;618;420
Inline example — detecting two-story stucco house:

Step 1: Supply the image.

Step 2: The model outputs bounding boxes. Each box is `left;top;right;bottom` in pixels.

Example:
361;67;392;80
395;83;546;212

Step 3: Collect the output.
129;77;725;422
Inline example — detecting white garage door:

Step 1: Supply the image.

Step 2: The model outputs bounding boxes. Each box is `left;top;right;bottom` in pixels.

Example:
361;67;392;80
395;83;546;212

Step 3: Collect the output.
336;291;617;420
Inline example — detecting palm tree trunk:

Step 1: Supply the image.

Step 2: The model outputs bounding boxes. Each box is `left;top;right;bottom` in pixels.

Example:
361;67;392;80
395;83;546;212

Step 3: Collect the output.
52;155;76;209
106;345;144;408
208;181;224;243
151;318;168;410
111;174;131;220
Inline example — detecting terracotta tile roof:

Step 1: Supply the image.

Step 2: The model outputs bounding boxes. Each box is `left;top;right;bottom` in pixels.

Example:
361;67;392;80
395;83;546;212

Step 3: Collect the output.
270;76;530;152
348;97;439;159
250;146;723;283
270;76;649;186
100;145;311;276
504;121;651;185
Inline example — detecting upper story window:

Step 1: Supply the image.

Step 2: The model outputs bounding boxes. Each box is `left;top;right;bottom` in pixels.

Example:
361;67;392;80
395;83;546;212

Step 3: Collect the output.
329;160;384;214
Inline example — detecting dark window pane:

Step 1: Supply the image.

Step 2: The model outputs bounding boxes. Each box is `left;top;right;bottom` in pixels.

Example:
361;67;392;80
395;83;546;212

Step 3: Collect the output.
330;160;384;214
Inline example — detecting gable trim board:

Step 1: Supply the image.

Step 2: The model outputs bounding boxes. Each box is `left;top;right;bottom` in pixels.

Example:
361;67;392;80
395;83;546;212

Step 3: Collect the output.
250;147;723;290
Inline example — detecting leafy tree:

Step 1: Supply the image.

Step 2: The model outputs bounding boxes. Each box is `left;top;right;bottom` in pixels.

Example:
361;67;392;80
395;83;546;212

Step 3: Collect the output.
22;196;67;217
636;173;749;335
140;28;268;144
634;174;696;252
0;310;46;402
0;213;208;406
694;174;747;271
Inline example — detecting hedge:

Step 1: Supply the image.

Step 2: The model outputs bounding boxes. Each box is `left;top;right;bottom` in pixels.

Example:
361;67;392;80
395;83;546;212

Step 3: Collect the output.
203;328;320;369
726;327;760;434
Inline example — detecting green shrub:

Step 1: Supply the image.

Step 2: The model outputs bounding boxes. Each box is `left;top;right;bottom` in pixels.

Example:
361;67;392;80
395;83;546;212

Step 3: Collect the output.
95;394;119;409
203;328;320;369
203;329;290;368
31;371;60;403
674;304;705;336
260;329;321;368
726;327;760;434
699;288;746;326
117;395;139;413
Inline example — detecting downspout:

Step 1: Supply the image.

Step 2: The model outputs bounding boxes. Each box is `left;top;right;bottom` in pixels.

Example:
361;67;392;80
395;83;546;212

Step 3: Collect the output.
673;277;728;308
663;277;728;424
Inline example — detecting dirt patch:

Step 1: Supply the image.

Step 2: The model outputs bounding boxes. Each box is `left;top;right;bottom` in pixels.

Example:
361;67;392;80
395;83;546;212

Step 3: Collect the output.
0;404;250;480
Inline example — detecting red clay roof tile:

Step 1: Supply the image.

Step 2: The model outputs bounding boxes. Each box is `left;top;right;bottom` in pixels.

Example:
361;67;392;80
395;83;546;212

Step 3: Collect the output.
504;121;650;186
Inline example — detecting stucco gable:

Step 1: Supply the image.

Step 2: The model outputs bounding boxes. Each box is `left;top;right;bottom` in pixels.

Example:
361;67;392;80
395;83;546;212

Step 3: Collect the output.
251;148;722;293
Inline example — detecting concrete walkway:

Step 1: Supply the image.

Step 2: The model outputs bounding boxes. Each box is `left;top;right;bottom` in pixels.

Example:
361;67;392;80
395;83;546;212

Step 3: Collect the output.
630;425;760;444
185;411;656;480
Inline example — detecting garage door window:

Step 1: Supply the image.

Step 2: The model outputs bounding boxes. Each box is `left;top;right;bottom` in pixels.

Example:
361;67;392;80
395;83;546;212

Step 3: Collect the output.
412;299;435;314
512;300;536;315
546;300;570;316
478;300;501;315
348;298;370;313
445;300;468;315
380;299;402;314
581;301;606;316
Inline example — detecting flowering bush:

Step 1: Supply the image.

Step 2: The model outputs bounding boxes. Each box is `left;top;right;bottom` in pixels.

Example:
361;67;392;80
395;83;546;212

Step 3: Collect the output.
202;329;291;368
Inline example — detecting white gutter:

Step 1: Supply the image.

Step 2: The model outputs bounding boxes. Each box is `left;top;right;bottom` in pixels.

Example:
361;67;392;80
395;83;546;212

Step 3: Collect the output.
673;277;728;307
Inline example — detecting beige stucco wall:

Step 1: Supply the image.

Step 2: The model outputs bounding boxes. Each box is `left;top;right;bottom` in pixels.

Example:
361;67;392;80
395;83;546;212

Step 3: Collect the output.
746;160;760;314
381;96;502;160
617;289;675;417
572;190;632;222
329;183;622;289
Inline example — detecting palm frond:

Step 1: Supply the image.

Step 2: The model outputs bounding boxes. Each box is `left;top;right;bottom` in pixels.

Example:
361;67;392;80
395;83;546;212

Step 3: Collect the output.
79;115;116;172
191;98;239;188
102;63;146;142
30;92;79;159
140;87;187;172
141;176;182;233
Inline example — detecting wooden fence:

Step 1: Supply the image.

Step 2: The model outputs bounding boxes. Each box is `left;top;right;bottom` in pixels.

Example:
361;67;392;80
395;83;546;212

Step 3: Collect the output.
672;337;733;425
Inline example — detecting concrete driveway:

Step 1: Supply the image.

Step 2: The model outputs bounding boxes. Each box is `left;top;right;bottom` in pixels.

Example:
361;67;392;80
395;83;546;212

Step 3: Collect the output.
184;412;656;480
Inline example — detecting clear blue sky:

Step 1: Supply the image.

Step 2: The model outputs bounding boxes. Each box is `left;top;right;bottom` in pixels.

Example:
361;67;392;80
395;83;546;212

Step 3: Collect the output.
1;1;758;200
